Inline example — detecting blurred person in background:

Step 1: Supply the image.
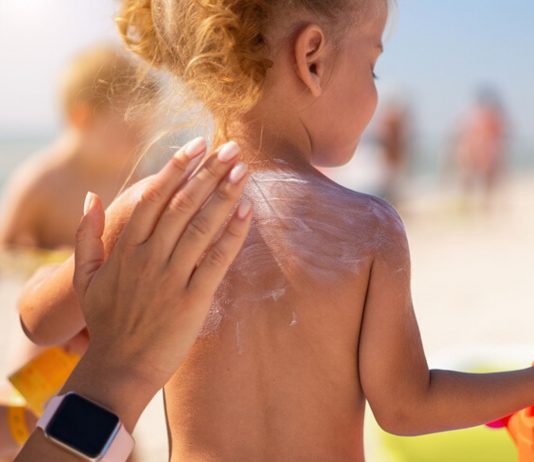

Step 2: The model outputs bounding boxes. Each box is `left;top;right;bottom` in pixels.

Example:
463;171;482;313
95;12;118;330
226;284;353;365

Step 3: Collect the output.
0;44;159;462
374;98;412;205
321;98;412;205
454;87;508;210
0;44;159;250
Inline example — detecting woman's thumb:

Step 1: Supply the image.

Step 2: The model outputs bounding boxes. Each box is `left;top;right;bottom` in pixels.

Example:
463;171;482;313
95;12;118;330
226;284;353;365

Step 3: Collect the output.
73;192;105;298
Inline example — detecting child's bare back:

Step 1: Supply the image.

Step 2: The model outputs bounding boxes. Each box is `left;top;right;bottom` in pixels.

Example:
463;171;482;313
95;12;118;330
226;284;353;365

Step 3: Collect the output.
164;162;402;461
0;144;123;249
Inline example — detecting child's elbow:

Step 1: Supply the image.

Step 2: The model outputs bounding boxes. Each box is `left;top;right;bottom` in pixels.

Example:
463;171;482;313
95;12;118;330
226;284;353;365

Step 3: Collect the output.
377;418;422;437
18;295;46;345
19;315;54;346
19;315;40;344
373;405;430;437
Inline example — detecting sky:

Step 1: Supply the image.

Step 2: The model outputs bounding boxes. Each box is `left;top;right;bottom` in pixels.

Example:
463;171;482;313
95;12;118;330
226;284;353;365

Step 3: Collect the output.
376;1;534;142
0;0;533;143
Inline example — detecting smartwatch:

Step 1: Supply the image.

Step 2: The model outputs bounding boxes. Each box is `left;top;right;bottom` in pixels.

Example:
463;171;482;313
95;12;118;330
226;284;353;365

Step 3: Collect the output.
37;392;134;461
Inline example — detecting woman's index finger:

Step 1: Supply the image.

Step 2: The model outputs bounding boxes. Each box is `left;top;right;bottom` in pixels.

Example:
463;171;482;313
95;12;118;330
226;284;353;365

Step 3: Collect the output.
121;137;207;246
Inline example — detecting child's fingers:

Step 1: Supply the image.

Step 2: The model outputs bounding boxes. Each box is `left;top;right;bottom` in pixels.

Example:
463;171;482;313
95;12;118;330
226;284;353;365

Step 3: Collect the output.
73;192;105;298
187;201;252;299
121;137;206;246
168;163;248;270
149;142;241;259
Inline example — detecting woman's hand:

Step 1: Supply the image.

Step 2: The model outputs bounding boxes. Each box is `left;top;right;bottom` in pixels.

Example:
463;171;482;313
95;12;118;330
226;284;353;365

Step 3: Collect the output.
62;138;251;431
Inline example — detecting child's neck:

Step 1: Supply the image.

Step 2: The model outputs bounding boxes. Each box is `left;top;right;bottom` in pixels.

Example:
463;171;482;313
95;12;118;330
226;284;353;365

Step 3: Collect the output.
227;117;316;175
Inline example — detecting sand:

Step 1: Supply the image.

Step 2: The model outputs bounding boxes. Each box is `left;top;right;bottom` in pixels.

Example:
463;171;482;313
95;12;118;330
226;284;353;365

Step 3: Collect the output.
0;174;533;460
404;175;534;359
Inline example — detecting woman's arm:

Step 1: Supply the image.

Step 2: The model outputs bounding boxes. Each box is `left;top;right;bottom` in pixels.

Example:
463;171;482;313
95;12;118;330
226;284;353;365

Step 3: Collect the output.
14;350;156;462
16;138;252;461
358;199;534;436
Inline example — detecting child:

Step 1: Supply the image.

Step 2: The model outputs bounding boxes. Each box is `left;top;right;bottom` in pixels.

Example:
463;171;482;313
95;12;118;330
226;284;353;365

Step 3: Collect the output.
0;44;159;250
19;1;534;461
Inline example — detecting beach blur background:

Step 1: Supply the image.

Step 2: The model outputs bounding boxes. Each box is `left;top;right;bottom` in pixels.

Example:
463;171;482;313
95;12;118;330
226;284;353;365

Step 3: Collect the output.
0;1;533;460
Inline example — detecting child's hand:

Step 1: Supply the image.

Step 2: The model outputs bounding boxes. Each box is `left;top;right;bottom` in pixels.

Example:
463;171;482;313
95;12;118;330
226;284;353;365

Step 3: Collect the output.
66;138;251;430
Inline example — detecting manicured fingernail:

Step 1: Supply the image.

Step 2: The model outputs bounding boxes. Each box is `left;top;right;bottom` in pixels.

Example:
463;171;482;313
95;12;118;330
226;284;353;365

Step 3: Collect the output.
217;141;240;162
83;191;96;215
237;200;252;219
180;137;206;159
229;162;248;184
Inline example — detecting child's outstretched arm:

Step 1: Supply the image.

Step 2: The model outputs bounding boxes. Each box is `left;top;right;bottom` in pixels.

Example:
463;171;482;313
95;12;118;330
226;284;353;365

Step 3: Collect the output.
18;258;81;345
18;177;150;345
358;200;534;436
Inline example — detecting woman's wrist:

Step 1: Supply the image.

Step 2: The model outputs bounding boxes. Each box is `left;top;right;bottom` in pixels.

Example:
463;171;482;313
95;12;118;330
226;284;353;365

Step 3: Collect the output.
58;346;160;432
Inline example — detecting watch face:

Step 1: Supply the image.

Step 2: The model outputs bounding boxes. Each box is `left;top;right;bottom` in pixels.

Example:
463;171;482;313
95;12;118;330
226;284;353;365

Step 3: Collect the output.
46;393;120;458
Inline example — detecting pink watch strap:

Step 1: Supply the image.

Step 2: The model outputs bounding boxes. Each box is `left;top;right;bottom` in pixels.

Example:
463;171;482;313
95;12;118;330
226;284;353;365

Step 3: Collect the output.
37;395;62;429
37;394;134;462
102;425;134;462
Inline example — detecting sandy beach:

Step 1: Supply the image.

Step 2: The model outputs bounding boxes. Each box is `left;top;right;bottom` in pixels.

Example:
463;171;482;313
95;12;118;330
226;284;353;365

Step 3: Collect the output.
405;175;534;358
1;173;533;460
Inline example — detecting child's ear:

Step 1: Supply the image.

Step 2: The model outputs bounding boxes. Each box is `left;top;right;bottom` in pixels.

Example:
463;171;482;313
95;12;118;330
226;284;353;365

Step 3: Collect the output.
67;103;93;131
294;24;327;97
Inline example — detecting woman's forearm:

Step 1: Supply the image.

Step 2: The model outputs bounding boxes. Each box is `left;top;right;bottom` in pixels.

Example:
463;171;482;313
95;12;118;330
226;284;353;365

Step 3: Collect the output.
387;368;534;436
15;431;77;462
18;257;83;345
14;349;156;462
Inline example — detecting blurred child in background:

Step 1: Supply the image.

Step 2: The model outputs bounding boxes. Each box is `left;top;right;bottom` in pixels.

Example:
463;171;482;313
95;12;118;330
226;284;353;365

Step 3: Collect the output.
0;44;159;250
375;98;411;205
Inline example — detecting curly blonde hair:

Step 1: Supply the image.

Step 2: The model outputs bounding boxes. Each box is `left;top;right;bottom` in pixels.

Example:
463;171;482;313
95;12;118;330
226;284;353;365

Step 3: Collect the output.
116;0;363;142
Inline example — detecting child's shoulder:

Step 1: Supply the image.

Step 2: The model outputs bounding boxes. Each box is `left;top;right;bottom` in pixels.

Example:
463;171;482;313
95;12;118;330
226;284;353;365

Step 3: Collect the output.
322;177;405;235
1;150;56;209
352;191;405;236
319;179;408;258
0;148;69;244
5;148;70;199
